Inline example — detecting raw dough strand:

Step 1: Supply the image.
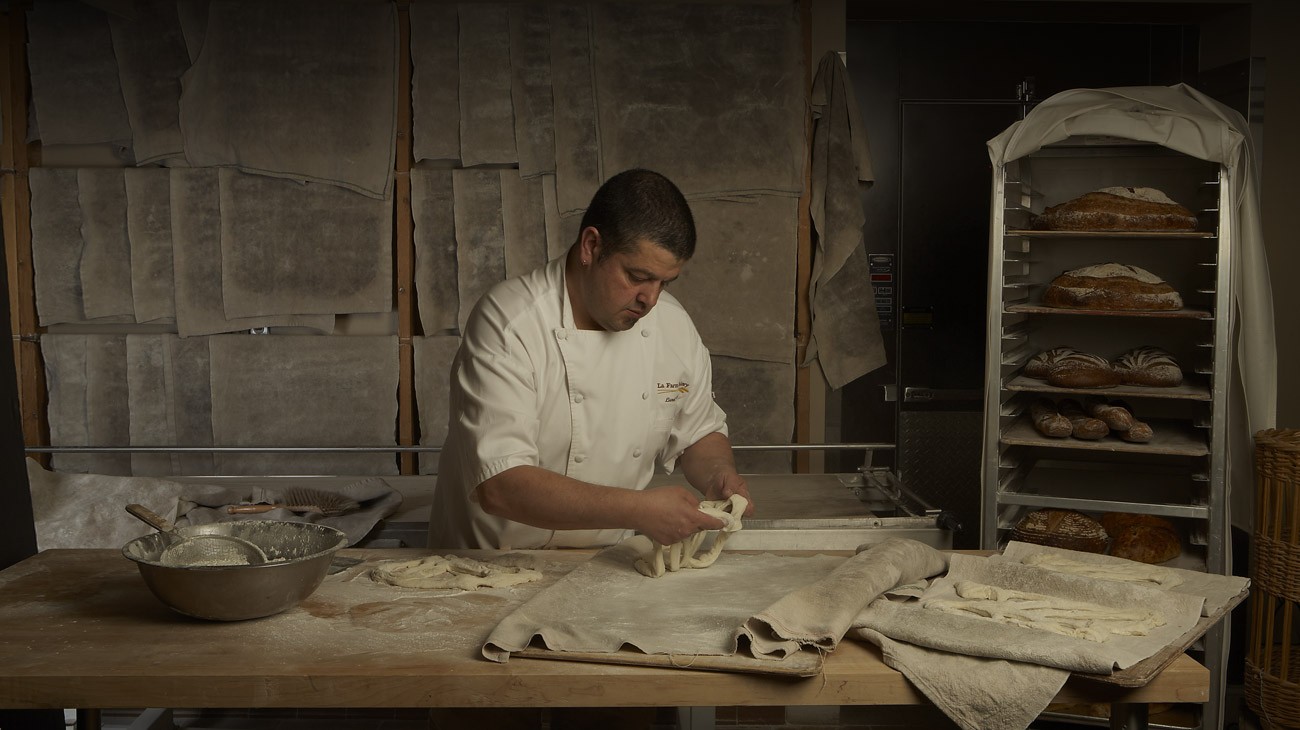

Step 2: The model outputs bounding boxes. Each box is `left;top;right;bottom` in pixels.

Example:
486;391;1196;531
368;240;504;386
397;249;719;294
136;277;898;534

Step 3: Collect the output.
635;494;748;578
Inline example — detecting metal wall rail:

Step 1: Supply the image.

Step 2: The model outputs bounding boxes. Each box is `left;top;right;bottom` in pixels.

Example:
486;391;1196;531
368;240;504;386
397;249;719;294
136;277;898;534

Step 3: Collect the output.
24;443;896;454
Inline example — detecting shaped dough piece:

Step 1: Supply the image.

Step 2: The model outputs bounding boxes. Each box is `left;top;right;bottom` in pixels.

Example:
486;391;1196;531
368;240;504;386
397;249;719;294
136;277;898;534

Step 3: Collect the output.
371;555;543;590
923;579;1165;642
635;494;748;578
1022;552;1184;589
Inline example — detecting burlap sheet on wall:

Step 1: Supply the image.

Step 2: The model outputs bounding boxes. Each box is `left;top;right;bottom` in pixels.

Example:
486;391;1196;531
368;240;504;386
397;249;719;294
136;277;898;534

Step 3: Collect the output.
124;168;176;323
548;4;601;216
26;2;132;146
208;335;399;476
501;171;549;278
42;334;132;476
673;197;797;365
178;0;398;198
78;168;136;321
711;356;795;474
170;168;334;337
508;4;555;179
125;334;175;477
452;170;507;332
414;335;460;475
107;0;188;164
409;3;460;162
30;168;87;326
411;169;459;334
458;3;517;167
218;169;392;319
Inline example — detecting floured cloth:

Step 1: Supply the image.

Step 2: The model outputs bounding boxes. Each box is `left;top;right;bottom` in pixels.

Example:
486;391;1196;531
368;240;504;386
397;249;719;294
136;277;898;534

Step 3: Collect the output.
218;169;393;318
484;535;844;663
852;553;1203;675
27;458;400;549
1002;541;1249;617
409;3;459;162
180;478;401;547
856;627;1068;730
27;2;132;146
178;0;398;198
805;51;885;388
740;538;947;660
107;0;188;164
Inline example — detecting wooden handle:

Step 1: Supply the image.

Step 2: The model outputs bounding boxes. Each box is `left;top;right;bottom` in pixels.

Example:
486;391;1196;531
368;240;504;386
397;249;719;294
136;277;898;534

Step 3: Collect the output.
125;504;173;533
227;504;277;514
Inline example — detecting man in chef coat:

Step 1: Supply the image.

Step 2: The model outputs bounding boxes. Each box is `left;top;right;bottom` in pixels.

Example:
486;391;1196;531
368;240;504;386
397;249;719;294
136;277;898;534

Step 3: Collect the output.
428;168;753;550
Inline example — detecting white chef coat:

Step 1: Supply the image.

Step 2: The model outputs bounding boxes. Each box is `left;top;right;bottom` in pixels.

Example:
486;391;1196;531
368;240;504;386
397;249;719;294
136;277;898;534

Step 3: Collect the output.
427;255;729;549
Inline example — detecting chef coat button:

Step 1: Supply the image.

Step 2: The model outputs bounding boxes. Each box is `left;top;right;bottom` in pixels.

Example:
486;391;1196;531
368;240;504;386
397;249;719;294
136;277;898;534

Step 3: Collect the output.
633;448;643;458
641;329;650;338
574;393;584;404
642;392;648;400
574;455;585;463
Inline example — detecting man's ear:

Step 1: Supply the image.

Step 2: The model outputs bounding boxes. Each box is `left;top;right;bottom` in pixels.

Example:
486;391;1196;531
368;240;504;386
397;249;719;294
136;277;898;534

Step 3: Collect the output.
579;226;602;263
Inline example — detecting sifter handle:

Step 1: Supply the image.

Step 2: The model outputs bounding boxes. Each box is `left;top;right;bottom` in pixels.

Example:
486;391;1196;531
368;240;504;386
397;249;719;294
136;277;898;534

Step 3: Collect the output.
126;503;174;533
227;504;277;514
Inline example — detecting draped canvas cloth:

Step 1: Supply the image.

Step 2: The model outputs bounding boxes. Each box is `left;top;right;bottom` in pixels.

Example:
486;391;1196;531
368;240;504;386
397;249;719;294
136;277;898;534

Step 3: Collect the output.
107;0;189;164
26;1;132;147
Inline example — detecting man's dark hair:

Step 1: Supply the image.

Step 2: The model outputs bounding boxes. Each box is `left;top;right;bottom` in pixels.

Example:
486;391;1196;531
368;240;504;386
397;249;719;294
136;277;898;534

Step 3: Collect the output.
578;169;696;262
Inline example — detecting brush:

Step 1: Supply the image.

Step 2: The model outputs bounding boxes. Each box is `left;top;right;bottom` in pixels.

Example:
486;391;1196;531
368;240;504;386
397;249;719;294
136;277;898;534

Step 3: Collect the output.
227;487;361;517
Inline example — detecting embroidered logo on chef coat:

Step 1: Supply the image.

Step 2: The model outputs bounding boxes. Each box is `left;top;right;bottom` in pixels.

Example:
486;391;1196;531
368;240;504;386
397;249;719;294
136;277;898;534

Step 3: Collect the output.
657;381;690;402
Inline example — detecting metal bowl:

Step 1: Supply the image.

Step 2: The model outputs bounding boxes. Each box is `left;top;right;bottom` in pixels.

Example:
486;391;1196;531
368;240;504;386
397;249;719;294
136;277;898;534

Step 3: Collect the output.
122;520;349;621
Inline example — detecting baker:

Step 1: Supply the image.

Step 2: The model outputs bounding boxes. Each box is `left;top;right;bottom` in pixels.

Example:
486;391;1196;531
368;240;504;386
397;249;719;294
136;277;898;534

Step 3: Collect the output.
428;168;754;550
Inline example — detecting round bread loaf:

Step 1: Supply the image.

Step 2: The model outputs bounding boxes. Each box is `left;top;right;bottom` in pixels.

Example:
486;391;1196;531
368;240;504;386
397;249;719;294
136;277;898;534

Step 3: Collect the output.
1106;517;1181;564
1024;347;1083;380
1043;263;1183;311
1044;351;1121;388
1031;187;1198;232
1113;346;1183;387
1011;509;1109;553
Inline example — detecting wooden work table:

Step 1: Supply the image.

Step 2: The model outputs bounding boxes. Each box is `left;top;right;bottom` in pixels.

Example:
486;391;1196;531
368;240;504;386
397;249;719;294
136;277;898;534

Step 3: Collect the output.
0;548;1209;727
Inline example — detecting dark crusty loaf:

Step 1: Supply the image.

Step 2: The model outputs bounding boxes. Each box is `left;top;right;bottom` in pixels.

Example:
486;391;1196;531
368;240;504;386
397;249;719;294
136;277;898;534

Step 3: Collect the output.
1031;187;1198;232
1012;509;1109;553
1083;396;1135;432
1024;347;1083;380
1044;351;1121;389
1101;513;1181;564
1030;398;1072;438
1113;346;1184;387
1058;398;1109;440
1043;263;1183;311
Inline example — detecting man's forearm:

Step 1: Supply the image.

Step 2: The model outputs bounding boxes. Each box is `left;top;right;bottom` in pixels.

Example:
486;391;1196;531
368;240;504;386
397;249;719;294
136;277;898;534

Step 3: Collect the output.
476;465;643;531
678;431;741;495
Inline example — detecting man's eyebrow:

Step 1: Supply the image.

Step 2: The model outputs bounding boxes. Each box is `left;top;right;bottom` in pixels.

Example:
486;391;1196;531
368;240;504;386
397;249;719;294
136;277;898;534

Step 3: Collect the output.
628;266;677;284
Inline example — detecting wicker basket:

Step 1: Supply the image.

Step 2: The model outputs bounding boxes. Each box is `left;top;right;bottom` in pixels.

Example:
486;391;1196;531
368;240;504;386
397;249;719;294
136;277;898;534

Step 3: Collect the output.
1247;429;1300;729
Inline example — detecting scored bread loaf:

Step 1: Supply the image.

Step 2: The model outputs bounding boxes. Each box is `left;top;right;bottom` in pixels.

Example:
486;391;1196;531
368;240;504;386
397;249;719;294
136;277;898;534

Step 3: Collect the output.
1030;398;1072;438
1113;346;1183;387
1012;509;1109;553
1101;513;1181;564
1083;396;1135;432
1031;187;1198;232
1024;347;1083;380
1044;351;1122;389
1058;398;1109;440
1043;263;1182;311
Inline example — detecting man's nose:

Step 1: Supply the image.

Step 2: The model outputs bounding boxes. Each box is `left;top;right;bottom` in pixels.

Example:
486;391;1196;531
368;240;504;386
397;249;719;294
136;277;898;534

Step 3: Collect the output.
637;282;662;308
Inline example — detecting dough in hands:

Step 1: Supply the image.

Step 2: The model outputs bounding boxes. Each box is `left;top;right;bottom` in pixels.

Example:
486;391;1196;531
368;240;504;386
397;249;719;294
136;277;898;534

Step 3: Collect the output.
635;494;748;578
370;555;543;590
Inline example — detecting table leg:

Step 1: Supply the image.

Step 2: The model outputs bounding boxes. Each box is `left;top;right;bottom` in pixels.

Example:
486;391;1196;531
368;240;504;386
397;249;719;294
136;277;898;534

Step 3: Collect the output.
75;708;101;730
677;706;716;730
1109;702;1149;730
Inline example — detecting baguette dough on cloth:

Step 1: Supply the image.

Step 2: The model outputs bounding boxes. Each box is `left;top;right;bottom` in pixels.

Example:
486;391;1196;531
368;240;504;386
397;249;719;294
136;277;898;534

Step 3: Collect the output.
922;580;1165;642
634;494;747;578
371;555;542;591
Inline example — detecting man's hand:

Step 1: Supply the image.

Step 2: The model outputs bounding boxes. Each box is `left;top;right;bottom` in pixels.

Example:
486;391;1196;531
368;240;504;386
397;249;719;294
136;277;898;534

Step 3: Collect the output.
703;471;755;517
632;486;725;545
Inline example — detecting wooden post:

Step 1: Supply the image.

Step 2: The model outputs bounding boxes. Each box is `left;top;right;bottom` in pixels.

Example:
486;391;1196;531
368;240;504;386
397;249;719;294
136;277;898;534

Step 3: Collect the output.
395;2;417;475
0;6;46;460
793;0;815;473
